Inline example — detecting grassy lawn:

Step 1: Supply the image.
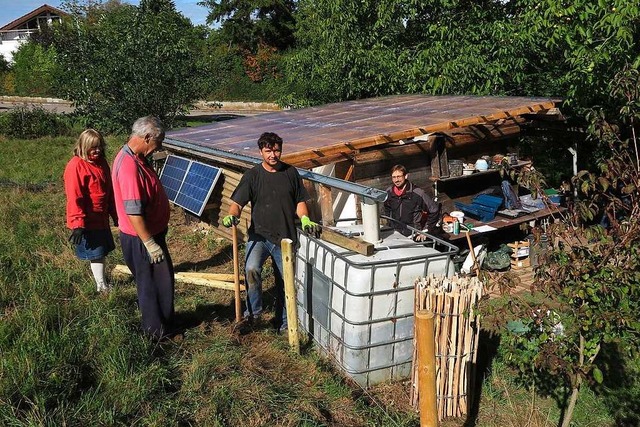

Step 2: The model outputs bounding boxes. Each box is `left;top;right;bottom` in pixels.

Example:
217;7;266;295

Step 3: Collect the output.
0;135;626;426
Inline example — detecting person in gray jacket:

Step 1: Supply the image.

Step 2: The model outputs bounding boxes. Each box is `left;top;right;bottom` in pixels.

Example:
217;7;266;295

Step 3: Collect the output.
384;164;439;239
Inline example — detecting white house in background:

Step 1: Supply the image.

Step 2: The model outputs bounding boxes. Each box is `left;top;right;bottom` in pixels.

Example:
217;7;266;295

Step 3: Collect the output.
0;4;68;63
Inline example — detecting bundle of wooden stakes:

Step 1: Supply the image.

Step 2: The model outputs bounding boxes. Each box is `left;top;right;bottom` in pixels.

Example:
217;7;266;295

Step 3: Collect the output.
411;275;484;420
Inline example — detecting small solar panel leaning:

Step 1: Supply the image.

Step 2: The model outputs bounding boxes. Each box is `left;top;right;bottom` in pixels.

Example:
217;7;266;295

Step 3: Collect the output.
160;155;190;202
159;155;222;216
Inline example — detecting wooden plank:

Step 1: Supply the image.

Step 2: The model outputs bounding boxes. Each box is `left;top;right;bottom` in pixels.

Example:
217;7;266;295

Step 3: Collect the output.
112;265;246;291
320;227;375;256
162;143;255;170
177;271;245;283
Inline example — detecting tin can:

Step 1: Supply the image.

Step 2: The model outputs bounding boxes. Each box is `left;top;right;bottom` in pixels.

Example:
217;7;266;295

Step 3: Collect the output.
453;221;460;235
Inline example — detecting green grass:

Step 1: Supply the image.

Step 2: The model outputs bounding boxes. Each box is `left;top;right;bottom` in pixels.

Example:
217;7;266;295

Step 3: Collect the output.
0;135;634;426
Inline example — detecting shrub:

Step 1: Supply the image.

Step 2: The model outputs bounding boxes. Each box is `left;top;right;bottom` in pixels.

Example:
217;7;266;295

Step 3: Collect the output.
0;106;70;139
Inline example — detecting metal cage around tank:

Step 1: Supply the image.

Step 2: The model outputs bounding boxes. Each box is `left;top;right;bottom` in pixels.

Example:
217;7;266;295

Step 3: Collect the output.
295;229;458;388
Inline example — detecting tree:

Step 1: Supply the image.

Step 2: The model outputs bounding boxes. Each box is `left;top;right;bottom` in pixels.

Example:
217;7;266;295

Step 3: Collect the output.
54;0;208;132
198;0;297;52
281;0;409;106
11;42;59;97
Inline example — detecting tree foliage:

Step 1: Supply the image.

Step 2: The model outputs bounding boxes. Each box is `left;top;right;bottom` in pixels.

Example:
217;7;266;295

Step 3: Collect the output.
280;0;407;106
482;66;640;427
282;0;640;108
198;0;296;52
53;0;208;132
11;42;59;97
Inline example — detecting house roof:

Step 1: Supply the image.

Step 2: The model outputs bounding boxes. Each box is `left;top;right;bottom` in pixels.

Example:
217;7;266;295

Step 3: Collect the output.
166;94;558;169
0;4;68;31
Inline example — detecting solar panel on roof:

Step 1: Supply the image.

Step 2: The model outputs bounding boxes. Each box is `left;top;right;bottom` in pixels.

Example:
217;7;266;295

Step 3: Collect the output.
159;155;222;216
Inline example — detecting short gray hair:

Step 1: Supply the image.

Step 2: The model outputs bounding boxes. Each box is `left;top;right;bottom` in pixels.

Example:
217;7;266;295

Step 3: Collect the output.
131;116;165;141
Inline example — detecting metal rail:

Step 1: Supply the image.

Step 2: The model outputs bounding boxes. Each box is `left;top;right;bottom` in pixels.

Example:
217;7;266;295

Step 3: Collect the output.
164;138;388;203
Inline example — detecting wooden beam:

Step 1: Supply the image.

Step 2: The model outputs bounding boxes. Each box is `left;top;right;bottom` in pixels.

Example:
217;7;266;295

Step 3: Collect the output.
343;163;355;182
319;184;335;227
354;122;522;165
320;228;374;256
112;265;246;291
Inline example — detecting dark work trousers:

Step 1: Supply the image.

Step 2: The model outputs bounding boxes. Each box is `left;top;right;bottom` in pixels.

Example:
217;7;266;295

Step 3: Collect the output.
120;230;175;339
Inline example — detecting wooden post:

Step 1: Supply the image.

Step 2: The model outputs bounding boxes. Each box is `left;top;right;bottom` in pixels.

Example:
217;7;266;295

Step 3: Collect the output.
416;310;439;427
319;184;335;227
281;238;300;354
465;231;480;276
232;224;242;323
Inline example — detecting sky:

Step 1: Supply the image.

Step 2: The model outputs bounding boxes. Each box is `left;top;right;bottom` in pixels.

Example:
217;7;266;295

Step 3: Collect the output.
0;0;211;27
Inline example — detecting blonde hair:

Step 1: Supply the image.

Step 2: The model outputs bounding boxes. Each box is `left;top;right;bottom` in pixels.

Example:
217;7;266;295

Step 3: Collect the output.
74;129;106;161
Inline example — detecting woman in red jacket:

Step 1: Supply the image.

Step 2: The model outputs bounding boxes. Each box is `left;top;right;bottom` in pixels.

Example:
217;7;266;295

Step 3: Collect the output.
64;129;118;292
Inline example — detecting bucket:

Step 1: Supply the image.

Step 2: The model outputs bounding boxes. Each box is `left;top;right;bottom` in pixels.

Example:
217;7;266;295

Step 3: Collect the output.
450;211;464;224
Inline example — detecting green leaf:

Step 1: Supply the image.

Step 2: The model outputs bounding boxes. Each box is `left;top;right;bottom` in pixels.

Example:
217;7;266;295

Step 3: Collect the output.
593;367;603;384
597;177;610;191
506;320;530;334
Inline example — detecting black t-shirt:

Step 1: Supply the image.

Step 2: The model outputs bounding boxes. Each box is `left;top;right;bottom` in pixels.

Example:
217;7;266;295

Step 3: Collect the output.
231;162;308;245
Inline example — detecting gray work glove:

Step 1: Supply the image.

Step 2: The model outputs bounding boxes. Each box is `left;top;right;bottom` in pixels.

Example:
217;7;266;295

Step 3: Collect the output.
143;237;165;264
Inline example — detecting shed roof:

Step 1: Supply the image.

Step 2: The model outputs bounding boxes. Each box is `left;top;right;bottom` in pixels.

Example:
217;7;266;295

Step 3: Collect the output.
166;94;557;168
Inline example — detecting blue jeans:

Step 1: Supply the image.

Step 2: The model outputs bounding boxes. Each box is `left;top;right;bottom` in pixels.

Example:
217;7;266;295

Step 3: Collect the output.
244;238;286;328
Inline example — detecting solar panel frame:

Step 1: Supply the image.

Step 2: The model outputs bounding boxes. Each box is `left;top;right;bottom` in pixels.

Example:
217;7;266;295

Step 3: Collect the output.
159;154;222;217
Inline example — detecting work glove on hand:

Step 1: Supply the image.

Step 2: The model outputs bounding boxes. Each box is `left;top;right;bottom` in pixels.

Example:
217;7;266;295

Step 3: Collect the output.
222;215;240;228
143;237;165;264
301;215;321;238
68;228;85;245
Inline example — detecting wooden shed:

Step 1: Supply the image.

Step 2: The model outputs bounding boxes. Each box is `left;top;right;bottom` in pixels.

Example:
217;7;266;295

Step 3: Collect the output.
164;94;562;244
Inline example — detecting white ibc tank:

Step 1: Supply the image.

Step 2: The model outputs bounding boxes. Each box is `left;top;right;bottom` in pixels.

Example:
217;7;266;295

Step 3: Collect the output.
295;229;457;387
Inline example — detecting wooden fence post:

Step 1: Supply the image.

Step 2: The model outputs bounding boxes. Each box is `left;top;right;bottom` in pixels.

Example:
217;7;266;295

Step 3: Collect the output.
416;309;439;427
281;238;300;354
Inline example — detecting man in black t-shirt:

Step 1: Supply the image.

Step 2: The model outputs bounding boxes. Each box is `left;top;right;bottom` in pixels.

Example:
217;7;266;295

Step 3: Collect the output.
223;132;320;334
